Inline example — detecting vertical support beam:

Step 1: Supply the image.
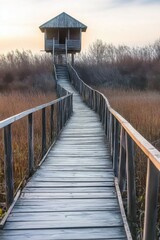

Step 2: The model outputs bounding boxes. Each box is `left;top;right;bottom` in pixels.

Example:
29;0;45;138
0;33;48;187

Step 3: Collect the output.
52;37;55;63
50;105;54;142
118;127;126;193
65;38;68;63
44;29;47;51
106;108;110;141
125;133;136;228
28;113;34;176
113;119;119;177
71;53;74;65
42;108;46;157
4;125;14;208
143;160;159;240
80;29;82;51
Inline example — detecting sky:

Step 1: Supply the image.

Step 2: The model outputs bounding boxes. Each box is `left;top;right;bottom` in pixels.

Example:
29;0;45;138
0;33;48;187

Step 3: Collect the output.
0;0;160;54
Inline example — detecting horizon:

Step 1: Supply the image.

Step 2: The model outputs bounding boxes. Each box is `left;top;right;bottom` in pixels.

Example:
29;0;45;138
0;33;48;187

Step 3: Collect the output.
0;0;160;55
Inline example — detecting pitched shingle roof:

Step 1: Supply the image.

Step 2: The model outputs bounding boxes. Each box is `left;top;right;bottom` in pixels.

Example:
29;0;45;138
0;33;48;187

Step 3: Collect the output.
39;12;87;32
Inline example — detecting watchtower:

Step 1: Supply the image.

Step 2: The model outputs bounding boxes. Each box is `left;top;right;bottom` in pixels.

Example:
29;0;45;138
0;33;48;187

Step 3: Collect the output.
39;12;87;64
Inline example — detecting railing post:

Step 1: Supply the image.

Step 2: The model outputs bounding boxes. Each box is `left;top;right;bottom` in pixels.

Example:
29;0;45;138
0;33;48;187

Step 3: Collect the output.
71;94;73;114
57;101;60;135
143;159;159;240
106;109;110;139
125;133;136;231
118;126;126;193
42;108;46;157
4;125;14;208
102;99;105;127
50;105;54;142
52;37;55;63
111;114;114;159
65;38;68;63
61;100;64;128
113;118;119;177
28;113;34;176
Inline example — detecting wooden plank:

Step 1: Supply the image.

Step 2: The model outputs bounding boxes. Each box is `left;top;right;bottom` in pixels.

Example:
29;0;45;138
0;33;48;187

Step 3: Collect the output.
4;216;123;229
22;186;115;193
20;192;116;199
39;166;112;171
29;175;112;181
8;210;121;222
26;181;114;187
33;171;114;178
14;198;119;208
0;227;127;239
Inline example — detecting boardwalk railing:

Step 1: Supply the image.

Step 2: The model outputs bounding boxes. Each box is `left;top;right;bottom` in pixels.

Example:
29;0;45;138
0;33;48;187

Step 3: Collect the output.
68;63;160;240
0;84;72;211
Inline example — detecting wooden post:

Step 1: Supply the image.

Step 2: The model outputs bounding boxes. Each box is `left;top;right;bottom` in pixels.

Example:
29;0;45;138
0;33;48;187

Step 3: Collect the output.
118;127;126;193
65;38;68;63
113;119;119;177
104;106;107;135
52;37;55;63
50;105;54;142
71;53;74;65
125;133;136;228
4;125;14;208
28;113;34;176
42;108;46;157
143;160;159;240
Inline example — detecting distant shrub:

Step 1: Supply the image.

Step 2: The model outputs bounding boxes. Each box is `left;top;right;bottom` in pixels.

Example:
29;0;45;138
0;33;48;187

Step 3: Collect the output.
76;39;160;90
0;50;55;92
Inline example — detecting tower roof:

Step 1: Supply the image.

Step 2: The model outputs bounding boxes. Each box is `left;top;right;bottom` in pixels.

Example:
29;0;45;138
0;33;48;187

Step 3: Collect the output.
39;12;87;32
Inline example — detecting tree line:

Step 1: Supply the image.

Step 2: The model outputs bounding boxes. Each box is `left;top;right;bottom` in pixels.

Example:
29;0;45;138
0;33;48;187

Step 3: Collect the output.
75;39;160;90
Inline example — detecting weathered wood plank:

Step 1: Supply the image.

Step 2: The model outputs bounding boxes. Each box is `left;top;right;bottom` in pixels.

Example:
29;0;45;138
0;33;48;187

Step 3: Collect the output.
33;171;114;178
22;186;115;193
0;227;127;239
4;217;123;230
28;176;113;181
20;192;116;199
8;210;121;222
26;181;114;187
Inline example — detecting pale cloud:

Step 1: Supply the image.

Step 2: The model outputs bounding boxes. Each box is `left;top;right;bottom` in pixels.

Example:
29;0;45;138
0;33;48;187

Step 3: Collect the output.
111;0;160;6
0;0;160;54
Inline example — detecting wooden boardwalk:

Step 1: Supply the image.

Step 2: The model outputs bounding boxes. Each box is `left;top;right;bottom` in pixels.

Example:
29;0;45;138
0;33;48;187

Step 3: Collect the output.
0;65;127;239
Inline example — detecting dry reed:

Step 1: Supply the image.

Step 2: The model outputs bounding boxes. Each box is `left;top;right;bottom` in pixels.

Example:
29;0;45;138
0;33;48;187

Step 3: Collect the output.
97;87;160;238
0;50;56;217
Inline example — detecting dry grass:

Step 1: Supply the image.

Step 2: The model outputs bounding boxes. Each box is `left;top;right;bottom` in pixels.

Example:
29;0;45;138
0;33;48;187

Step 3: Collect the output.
0;92;57;215
97;87;160;238
0;50;57;216
0;91;56;121
98;88;160;146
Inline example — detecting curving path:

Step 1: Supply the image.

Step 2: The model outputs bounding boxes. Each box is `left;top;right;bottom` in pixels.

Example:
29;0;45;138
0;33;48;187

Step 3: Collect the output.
0;65;127;239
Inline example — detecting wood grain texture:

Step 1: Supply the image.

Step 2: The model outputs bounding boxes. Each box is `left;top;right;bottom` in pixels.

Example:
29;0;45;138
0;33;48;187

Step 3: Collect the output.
0;65;127;240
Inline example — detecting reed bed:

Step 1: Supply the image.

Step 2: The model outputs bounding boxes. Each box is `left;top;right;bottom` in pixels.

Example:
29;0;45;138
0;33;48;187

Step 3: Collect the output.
0;50;56;218
97;87;160;238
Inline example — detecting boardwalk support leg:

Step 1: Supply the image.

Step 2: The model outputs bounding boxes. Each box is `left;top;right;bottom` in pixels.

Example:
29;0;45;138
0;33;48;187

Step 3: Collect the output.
4;125;14;208
28;113;34;175
143;160;159;240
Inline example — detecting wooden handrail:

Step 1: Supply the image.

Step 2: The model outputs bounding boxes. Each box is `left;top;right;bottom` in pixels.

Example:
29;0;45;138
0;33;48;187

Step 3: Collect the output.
69;63;160;170
68;62;160;240
1;83;73;210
